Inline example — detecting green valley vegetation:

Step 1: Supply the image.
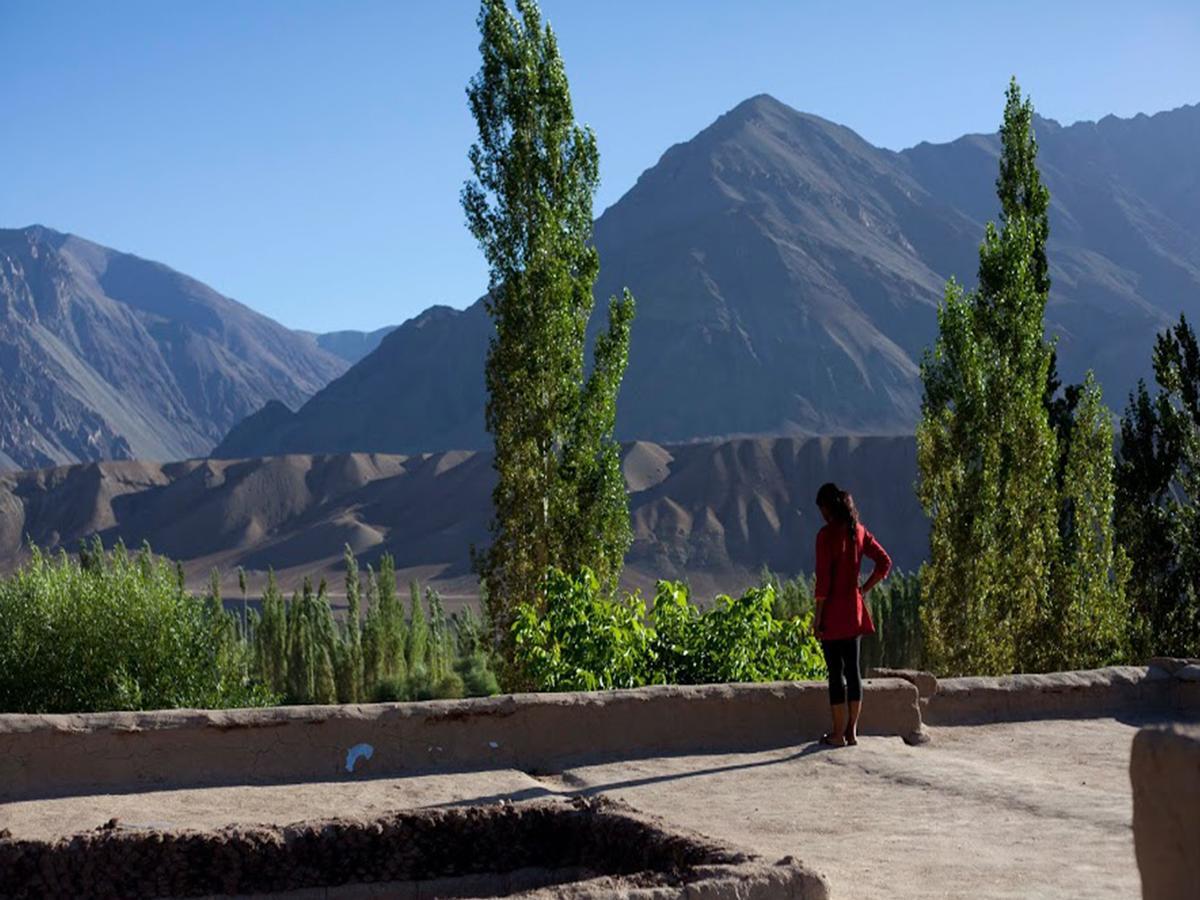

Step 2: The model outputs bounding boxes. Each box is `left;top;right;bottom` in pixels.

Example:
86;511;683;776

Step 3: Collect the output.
0;540;498;714
462;0;636;655
510;569;825;691
917;79;1129;676
0;542;266;713
765;569;925;673
1116;315;1200;658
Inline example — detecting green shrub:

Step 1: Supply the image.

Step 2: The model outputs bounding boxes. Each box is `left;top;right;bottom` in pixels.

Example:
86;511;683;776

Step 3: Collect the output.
433;671;466;700
457;652;501;697
512;569;656;691
0;542;503;714
370;675;407;703
511;568;825;692
0;542;275;713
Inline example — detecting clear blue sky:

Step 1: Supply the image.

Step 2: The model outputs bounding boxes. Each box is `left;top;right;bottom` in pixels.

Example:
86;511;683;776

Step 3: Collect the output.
3;1;1198;332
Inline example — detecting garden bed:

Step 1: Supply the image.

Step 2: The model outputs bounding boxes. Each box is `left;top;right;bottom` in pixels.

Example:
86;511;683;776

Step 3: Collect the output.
0;796;826;899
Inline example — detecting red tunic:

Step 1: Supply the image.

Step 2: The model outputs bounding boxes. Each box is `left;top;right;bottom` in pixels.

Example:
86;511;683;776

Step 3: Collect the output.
813;522;892;640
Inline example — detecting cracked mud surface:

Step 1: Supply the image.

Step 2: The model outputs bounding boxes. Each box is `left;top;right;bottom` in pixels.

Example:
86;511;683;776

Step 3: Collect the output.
1;715;1181;899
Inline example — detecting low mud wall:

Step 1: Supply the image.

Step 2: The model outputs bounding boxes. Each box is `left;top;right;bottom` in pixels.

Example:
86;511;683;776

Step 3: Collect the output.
925;666;1174;725
0;678;921;803
868;664;1197;727
0;797;830;900
1131;724;1200;900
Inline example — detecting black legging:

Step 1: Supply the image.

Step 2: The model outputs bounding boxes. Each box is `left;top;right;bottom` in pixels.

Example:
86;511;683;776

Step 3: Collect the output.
821;637;862;705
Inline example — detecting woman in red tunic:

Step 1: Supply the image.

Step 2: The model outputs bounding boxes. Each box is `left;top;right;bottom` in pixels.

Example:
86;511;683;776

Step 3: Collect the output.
813;482;892;747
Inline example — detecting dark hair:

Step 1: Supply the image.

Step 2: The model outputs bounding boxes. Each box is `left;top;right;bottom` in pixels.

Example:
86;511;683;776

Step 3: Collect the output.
816;482;859;534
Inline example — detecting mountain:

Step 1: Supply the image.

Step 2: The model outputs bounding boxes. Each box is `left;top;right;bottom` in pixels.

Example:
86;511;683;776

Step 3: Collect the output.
0;436;923;604
0;226;348;470
298;326;398;365
215;96;1200;459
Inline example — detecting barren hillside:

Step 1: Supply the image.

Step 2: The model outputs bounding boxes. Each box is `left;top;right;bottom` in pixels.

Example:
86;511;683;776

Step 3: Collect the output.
0;436;922;604
0;226;348;470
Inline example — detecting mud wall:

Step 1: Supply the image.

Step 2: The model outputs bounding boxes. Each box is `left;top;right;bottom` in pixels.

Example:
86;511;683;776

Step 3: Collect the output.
867;664;1194;726
0;679;922;803
1131;723;1200;900
925;666;1174;725
0;797;830;900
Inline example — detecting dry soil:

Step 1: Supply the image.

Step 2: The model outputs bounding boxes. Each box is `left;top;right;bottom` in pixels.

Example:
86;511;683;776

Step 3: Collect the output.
0;715;1172;899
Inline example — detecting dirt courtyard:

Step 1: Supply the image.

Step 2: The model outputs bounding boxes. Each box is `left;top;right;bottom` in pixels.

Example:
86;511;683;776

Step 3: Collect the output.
2;713;1177;899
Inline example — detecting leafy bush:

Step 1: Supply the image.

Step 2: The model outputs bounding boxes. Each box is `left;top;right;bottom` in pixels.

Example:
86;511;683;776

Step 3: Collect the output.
512;568;825;692
457;651;502;697
0;542;273;713
0;542;501;714
512;569;654;691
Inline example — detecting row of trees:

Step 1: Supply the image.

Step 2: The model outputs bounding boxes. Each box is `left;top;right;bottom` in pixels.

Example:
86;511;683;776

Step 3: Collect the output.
1117;317;1200;657
917;79;1197;675
247;547;498;705
460;4;1197;683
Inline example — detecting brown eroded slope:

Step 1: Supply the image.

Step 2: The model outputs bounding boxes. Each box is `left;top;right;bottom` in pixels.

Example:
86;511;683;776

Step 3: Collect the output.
0;437;923;602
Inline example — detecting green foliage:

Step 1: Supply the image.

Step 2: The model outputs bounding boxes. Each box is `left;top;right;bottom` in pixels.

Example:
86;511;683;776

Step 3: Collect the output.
457;652;502;697
511;568;825;692
1117;315;1200;657
918;78;1126;676
463;0;636;654
762;568;815;620
341;545;363;703
262;552;499;706
424;588;455;680
255;569;288;695
0;540;274;713
407;581;429;675
766;567;925;671
513;569;654;691
1042;374;1131;669
861;572;926;671
0;542;501;713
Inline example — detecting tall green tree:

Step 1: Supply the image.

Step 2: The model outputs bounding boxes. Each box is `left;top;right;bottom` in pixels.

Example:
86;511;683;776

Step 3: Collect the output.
1117;315;1200;657
919;79;1128;675
340;545;364;702
462;0;635;648
917;79;1060;676
1042;373;1130;669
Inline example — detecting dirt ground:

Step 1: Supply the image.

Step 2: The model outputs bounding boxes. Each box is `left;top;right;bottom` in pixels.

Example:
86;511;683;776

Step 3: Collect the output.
0;715;1175;899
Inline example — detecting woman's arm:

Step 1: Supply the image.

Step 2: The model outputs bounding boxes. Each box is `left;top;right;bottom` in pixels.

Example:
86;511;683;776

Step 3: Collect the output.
859;528;892;594
813;528;829;636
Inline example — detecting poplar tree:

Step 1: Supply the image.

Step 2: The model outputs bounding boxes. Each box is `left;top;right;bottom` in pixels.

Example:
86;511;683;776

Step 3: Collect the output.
919;79;1128;675
463;0;636;646
341;545;364;702
918;80;1059;675
1044;373;1130;669
1117;315;1200;656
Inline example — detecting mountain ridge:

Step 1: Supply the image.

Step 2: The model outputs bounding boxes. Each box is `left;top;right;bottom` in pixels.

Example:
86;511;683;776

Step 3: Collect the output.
0;225;349;470
217;94;1200;459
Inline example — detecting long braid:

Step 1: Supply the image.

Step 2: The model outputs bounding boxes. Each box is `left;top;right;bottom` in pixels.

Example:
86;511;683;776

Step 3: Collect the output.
841;489;859;565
